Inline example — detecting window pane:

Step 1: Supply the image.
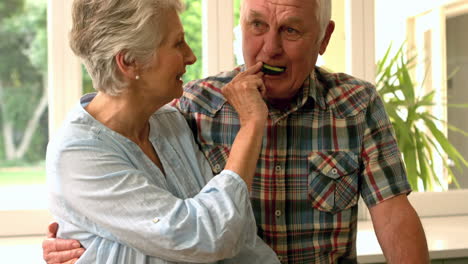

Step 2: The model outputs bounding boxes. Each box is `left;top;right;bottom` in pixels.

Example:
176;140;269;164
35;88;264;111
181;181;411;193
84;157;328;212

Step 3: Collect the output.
82;65;93;94
233;0;243;65
0;0;48;195
447;12;468;189
181;0;203;83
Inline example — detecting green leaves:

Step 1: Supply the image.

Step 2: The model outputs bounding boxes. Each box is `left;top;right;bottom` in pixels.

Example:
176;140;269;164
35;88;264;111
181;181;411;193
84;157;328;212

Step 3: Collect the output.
376;44;468;191
180;0;203;83
0;0;48;162
0;0;25;22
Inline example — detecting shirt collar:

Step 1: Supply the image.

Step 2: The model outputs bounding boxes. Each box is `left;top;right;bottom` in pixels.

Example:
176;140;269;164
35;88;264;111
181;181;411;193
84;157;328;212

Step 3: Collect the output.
308;67;328;110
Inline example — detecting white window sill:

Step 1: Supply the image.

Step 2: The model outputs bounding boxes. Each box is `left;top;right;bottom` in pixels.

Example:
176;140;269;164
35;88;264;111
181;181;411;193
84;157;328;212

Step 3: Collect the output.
0;236;44;263
357;215;468;263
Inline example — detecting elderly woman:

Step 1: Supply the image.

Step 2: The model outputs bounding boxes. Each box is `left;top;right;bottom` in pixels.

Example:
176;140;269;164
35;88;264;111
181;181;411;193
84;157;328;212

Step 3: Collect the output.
45;0;279;263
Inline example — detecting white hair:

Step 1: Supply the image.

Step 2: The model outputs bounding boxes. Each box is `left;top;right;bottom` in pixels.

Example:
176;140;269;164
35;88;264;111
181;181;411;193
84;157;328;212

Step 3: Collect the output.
70;0;184;95
240;0;332;42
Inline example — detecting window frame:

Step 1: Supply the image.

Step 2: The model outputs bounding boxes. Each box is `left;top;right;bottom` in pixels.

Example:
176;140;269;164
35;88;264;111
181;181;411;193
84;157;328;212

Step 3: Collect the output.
202;0;235;76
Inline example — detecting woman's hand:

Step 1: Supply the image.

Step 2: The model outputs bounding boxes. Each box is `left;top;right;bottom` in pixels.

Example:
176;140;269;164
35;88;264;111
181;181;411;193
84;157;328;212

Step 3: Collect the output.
222;62;268;127
221;62;268;189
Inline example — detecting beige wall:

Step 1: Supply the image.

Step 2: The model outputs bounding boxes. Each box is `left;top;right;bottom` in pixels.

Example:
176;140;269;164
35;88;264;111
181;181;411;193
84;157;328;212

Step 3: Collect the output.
322;0;346;73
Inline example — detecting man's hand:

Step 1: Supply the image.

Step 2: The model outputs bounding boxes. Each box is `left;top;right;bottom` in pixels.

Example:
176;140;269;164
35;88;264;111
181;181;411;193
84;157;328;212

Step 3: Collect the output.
42;222;85;264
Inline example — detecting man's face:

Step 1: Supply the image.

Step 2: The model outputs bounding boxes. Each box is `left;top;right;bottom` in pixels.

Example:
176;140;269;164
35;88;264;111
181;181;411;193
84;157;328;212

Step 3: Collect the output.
241;0;333;105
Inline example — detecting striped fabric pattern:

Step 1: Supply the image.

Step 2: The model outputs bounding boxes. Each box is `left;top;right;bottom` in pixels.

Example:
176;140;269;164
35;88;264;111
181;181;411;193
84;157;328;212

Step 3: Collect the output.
175;66;412;263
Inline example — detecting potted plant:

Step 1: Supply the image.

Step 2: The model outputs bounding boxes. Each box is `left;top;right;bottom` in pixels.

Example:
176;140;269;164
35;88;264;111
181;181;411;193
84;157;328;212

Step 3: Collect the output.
376;44;468;191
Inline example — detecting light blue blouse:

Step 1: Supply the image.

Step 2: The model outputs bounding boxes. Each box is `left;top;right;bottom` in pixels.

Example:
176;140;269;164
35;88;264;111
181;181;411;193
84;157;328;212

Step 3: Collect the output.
46;93;279;264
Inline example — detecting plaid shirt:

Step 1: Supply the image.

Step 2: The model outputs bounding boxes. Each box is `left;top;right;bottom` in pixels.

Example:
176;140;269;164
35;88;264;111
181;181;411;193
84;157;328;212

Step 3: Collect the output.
175;66;411;263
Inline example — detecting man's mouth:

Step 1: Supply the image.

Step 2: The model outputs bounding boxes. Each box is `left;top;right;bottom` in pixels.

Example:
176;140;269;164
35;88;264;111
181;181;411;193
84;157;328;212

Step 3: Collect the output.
261;63;286;76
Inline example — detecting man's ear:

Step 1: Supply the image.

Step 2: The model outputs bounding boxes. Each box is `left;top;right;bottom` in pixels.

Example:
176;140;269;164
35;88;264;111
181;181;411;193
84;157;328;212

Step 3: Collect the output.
318;20;335;55
115;51;139;80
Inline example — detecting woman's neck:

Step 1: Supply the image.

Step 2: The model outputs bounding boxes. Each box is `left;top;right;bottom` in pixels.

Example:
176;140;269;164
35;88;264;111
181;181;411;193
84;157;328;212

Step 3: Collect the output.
85;91;163;144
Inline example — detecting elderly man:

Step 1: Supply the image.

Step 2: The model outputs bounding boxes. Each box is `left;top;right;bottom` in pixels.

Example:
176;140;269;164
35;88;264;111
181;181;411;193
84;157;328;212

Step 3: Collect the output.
43;0;429;263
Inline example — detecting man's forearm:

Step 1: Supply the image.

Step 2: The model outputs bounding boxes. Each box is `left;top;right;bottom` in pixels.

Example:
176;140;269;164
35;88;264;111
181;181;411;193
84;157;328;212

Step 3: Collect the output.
370;195;429;264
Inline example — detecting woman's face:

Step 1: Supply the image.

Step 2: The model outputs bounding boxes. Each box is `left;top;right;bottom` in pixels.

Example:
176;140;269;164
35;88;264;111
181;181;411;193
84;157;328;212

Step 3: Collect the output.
139;9;196;103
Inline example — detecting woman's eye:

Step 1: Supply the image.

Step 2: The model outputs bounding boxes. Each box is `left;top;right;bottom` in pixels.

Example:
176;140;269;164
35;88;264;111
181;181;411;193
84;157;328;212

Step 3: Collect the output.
176;39;184;47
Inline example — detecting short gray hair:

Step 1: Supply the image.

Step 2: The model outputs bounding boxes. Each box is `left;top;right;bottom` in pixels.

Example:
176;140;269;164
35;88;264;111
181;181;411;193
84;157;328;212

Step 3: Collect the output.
70;0;184;95
240;0;332;42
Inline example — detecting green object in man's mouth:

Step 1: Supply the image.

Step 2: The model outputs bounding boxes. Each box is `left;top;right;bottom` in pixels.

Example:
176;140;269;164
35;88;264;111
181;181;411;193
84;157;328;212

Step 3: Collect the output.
261;63;286;75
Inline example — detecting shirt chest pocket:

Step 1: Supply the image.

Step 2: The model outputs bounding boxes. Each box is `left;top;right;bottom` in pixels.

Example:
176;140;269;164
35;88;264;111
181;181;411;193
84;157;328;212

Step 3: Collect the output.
308;151;360;213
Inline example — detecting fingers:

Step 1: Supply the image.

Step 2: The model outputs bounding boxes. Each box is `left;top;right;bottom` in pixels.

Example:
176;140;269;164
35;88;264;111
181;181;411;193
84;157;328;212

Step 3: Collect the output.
43;238;84;263
243;61;263;75
43;247;84;264
64;259;79;264
44;238;82;252
255;71;264;78
47;222;59;238
256;77;266;97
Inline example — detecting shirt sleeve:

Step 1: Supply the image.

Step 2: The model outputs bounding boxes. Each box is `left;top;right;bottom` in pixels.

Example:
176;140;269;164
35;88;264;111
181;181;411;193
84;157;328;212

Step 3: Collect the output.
48;140;257;263
360;92;412;207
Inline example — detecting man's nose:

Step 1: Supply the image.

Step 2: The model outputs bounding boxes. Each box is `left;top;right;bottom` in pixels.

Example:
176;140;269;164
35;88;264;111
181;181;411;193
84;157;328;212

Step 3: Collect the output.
262;31;283;58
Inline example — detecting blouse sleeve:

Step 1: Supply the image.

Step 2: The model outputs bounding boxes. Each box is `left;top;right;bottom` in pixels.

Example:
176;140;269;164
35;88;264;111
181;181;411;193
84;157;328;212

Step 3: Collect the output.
48;139;257;263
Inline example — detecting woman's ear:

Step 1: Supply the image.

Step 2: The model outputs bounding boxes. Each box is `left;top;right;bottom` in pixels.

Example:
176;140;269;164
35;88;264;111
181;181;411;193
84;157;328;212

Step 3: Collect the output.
115;51;139;80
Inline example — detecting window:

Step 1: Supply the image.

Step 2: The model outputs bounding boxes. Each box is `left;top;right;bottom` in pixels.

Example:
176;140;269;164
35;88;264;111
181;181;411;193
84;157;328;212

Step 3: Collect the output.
324;0;468;220
0;0;50;225
446;7;468;190
0;0;48;188
202;0;235;76
181;0;204;82
375;0;468;192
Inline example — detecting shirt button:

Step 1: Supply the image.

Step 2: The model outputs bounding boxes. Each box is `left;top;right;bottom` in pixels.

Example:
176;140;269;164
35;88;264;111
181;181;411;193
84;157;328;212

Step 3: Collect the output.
331;168;338;175
214;164;221;171
275;165;282;172
278;256;283;262
275;210;282;217
152;217;160;223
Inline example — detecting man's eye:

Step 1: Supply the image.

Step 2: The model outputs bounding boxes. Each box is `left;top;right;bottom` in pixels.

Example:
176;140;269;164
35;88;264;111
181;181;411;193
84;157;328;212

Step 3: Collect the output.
250;20;267;32
282;27;301;40
251;20;265;28
252;21;262;27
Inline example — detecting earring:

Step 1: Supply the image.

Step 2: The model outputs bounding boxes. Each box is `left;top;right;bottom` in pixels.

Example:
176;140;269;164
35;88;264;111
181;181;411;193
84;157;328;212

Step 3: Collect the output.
135;75;140;80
